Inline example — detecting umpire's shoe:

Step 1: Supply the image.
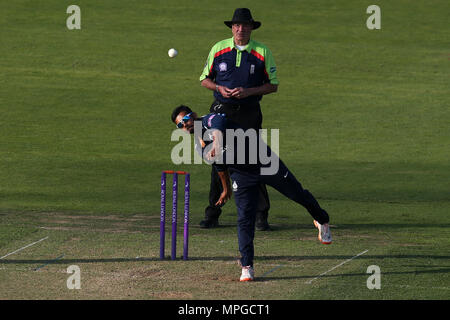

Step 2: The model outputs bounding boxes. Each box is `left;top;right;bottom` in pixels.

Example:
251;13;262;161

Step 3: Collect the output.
256;220;271;231
199;218;219;228
256;211;271;231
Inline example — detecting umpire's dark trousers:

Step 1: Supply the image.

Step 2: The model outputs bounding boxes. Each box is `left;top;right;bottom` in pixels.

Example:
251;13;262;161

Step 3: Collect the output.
229;158;329;268
205;100;270;221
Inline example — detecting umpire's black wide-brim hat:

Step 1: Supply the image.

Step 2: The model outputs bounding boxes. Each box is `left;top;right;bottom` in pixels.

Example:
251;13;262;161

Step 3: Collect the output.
224;8;261;29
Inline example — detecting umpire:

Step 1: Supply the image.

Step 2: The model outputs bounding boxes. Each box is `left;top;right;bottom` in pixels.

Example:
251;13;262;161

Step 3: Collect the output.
199;8;279;230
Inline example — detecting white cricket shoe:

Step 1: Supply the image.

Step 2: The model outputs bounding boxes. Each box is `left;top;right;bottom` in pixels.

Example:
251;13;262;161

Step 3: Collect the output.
240;266;254;282
314;220;332;244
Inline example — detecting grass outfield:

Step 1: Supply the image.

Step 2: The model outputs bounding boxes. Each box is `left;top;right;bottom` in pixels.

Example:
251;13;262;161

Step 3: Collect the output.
0;0;449;300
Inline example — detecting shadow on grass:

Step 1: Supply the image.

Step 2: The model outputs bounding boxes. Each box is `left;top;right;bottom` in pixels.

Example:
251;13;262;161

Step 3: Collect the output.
259;223;450;232
260;267;450;282
1;254;449;265
333;223;450;230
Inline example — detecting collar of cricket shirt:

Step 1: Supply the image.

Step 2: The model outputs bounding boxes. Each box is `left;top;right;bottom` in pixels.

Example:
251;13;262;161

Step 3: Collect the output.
230;37;256;67
231;37;255;53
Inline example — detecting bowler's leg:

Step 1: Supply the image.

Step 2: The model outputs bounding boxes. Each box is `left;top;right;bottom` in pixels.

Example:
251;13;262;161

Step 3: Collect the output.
260;159;329;224
232;178;259;268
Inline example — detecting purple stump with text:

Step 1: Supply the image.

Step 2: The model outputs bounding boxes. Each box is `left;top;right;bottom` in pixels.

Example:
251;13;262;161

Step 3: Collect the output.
159;170;190;260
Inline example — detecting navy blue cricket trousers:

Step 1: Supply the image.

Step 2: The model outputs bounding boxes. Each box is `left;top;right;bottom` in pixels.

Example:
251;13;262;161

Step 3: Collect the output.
229;158;329;268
